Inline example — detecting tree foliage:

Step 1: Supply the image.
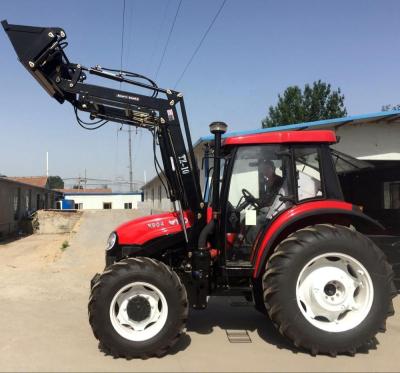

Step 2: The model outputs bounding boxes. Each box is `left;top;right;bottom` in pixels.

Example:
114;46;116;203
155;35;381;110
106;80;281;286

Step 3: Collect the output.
262;80;347;128
48;175;64;189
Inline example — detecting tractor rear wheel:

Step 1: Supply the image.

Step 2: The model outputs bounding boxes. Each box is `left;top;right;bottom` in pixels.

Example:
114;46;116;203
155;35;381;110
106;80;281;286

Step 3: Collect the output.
262;224;396;356
88;257;188;359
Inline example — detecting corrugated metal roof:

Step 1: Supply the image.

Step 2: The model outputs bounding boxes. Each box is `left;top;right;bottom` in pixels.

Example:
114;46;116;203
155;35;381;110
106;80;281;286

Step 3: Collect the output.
194;109;400;146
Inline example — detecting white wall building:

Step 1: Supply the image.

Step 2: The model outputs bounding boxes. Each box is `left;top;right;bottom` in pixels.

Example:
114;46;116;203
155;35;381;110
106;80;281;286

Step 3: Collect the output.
63;189;143;210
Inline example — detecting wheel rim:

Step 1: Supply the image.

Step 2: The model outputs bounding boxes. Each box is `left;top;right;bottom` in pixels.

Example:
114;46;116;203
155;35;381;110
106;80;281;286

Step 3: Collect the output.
109;281;168;342
296;252;374;333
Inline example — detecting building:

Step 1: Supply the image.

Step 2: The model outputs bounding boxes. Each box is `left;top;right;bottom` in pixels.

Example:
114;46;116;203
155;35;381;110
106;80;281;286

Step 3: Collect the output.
142;110;400;233
60;188;143;210
0;176;62;237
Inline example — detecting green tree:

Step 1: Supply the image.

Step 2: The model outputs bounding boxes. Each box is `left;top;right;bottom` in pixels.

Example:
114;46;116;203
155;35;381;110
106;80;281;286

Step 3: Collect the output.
262;80;347;128
48;176;64;189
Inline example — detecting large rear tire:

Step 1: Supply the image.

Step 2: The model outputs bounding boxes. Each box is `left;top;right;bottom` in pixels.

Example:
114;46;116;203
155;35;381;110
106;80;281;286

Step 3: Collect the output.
88;257;188;359
263;224;396;356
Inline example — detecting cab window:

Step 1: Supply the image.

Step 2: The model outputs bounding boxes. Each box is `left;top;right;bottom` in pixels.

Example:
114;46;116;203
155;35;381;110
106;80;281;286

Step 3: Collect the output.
294;146;323;201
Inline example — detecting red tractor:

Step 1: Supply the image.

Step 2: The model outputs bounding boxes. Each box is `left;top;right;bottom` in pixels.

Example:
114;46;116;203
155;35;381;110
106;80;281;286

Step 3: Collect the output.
4;21;396;358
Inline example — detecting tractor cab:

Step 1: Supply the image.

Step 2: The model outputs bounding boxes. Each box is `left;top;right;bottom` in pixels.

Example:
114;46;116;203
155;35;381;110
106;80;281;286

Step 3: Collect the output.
203;131;341;271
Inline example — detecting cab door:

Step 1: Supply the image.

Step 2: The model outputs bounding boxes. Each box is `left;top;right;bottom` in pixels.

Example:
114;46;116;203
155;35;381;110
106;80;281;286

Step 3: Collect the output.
221;144;293;266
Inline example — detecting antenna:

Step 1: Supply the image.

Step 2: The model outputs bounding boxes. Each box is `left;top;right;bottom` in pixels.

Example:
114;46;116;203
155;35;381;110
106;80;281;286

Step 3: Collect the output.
46;151;49;177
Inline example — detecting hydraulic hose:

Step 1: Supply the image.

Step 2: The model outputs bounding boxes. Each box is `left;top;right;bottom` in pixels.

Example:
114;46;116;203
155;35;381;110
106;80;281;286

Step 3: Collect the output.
197;220;215;251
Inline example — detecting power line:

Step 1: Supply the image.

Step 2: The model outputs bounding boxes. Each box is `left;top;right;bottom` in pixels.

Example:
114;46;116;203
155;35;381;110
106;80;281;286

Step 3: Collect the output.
155;0;183;80
120;0;127;74
174;0;227;89
149;0;171;75
125;0;136;68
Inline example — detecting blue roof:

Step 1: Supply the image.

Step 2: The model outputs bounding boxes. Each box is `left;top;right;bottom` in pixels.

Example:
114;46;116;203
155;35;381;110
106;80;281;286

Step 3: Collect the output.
194;109;400;146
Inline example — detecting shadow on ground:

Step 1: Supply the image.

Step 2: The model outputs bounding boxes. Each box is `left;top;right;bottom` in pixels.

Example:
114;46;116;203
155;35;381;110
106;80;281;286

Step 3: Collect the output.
186;297;297;353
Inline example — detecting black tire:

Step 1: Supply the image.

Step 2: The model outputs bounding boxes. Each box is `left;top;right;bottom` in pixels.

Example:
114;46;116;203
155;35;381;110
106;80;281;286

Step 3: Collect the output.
252;278;268;315
88;257;188;359
262;224;396;356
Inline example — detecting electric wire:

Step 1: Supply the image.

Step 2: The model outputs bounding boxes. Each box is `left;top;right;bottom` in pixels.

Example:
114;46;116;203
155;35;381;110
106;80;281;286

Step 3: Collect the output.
120;0;126;76
155;0;183;80
174;0;227;88
149;0;171;76
124;0;136;67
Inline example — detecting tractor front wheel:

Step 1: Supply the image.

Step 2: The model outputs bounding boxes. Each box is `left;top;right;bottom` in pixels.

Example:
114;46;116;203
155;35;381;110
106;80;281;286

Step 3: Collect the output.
88;257;188;358
263;224;396;356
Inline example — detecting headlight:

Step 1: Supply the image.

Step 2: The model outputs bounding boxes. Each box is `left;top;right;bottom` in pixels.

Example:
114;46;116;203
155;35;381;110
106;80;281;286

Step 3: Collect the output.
106;232;117;251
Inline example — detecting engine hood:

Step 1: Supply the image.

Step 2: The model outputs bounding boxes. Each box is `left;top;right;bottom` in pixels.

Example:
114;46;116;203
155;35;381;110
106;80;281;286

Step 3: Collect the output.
116;211;193;246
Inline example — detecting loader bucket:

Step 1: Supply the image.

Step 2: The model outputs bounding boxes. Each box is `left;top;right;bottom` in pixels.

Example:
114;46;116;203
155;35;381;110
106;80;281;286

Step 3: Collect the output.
2;20;69;103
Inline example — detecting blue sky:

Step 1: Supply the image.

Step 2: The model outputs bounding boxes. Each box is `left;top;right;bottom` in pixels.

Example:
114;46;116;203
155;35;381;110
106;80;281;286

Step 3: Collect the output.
1;0;399;186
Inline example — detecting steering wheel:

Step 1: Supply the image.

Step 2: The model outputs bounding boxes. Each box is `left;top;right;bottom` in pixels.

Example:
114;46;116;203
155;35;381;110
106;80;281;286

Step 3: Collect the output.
240;188;261;209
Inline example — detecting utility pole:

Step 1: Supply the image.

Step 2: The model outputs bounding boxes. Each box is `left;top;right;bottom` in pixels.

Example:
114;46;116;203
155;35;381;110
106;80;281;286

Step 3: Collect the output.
128;127;133;192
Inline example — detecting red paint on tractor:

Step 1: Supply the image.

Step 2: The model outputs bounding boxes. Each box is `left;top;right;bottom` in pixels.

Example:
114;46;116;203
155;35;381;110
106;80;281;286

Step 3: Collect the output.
224;130;336;146
116;211;193;246
206;207;213;223
252;200;353;277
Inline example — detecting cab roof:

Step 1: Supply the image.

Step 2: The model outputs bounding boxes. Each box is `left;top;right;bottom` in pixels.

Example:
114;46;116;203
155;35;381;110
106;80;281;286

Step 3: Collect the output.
223;130;336;146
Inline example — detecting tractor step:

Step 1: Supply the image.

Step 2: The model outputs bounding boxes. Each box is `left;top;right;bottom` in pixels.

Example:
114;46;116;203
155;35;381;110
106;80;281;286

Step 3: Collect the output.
225;259;252;267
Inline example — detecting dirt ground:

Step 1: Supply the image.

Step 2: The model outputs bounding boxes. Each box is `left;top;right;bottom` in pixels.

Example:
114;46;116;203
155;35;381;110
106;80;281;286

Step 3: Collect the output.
0;210;399;372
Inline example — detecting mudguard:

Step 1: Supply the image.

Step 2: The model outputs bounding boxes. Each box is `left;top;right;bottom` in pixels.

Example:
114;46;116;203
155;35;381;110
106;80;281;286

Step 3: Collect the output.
252;200;384;278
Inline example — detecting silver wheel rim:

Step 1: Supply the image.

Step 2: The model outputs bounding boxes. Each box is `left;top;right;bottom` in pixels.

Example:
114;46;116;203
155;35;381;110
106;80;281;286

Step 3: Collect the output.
296;252;374;333
109;281;168;341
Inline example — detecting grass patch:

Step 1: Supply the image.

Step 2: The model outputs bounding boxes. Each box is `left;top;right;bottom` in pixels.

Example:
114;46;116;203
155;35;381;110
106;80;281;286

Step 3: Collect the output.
60;240;69;251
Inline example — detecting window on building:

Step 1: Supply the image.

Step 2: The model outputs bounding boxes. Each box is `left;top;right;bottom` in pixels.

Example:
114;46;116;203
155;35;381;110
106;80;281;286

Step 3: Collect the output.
103;202;112;209
124;202;132;209
384;181;400;209
159;185;162;202
151;188;154;206
294;147;323;201
74;203;83;210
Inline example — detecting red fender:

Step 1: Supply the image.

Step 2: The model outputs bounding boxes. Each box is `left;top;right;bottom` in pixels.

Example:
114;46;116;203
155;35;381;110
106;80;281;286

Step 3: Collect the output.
252;200;353;278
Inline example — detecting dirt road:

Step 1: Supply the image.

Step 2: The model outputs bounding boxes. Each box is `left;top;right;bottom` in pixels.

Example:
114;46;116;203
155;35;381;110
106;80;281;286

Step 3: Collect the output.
0;210;399;372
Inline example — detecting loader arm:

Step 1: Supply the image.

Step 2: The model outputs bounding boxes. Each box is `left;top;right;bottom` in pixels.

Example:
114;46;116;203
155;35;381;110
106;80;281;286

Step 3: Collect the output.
2;20;206;248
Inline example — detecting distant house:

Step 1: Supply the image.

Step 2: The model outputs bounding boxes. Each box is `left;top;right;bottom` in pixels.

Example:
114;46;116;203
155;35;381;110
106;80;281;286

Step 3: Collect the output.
0;176;62;237
59;188;143;210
